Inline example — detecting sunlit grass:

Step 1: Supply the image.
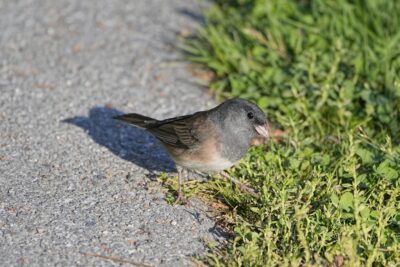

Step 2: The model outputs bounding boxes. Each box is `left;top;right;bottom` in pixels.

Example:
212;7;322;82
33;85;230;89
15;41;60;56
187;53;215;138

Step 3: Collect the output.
180;0;400;266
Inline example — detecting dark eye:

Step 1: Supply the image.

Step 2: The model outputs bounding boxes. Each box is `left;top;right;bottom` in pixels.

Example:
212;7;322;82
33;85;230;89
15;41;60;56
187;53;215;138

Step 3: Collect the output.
247;112;254;119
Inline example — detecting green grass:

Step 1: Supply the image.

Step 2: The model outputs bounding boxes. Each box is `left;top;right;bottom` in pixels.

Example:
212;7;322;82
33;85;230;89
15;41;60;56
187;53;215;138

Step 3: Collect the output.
181;0;400;266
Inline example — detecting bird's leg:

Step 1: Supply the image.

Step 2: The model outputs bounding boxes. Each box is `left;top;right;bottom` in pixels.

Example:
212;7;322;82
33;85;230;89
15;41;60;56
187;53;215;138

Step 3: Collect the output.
174;166;187;205
219;171;259;197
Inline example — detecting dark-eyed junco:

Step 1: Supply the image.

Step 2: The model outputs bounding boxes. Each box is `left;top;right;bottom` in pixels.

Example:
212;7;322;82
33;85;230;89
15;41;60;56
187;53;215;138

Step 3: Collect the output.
114;98;269;203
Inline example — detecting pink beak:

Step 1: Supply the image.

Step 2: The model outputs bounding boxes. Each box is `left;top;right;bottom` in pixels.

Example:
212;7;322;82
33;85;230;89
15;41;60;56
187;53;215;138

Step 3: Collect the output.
255;123;269;138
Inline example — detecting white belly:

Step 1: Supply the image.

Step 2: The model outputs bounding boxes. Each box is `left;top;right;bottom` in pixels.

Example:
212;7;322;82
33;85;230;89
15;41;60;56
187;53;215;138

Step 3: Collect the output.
175;157;234;173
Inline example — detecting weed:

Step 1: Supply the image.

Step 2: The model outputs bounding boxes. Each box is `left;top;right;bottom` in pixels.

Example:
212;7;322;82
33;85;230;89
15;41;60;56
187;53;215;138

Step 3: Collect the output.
181;0;400;266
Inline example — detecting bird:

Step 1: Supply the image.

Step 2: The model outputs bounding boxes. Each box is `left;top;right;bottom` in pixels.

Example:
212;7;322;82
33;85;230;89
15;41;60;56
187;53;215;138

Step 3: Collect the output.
114;98;269;204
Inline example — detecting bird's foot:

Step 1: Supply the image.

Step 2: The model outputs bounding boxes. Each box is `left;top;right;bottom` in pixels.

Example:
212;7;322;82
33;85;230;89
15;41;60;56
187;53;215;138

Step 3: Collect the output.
173;166;187;205
236;182;259;197
173;192;187;205
219;171;259;197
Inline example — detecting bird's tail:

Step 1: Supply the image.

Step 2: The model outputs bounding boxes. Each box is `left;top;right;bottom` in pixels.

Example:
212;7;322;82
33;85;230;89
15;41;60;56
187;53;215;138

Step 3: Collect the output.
113;113;158;129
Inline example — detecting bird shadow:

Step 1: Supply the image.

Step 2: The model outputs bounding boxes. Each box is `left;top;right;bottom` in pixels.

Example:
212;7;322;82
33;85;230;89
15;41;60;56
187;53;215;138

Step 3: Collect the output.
63;106;231;241
63;106;176;173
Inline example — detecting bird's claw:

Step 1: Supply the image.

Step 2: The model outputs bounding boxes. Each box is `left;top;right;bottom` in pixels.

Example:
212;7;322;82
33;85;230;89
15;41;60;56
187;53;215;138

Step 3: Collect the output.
173;193;187;205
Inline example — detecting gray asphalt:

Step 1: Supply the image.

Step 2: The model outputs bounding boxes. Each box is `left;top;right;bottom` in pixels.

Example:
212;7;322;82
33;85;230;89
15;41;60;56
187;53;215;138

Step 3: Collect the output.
0;0;223;266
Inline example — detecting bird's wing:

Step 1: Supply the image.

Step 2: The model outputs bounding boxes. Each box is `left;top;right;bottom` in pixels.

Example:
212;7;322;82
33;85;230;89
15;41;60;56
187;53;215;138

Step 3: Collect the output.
114;111;208;149
147;112;206;149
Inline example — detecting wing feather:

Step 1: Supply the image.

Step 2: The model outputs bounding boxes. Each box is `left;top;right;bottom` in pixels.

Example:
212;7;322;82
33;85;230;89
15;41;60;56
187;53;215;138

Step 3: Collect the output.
115;111;206;149
148;113;203;149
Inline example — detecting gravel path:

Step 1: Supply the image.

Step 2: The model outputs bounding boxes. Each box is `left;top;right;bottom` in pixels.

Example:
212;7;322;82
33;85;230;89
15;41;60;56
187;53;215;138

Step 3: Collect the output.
0;1;221;266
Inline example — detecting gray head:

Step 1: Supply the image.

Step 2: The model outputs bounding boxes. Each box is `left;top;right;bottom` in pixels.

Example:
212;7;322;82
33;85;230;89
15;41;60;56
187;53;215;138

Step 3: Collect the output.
209;98;269;161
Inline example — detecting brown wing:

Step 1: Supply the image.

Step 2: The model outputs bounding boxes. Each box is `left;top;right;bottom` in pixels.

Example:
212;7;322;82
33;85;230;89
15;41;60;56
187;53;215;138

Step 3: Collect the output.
147;112;207;149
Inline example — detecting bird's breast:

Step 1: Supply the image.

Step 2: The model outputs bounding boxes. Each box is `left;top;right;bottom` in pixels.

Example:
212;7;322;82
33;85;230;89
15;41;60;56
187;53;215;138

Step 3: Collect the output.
163;134;235;173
